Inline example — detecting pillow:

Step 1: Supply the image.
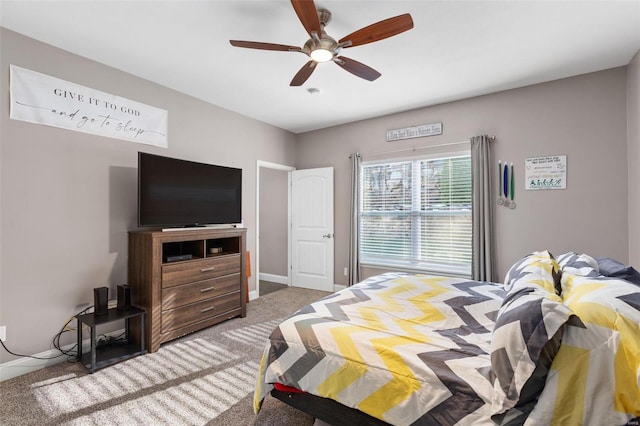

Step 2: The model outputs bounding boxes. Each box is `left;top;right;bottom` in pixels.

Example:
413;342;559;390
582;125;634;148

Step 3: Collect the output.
596;257;640;286
556;252;600;278
504;250;561;295
491;253;574;421
546;273;640;424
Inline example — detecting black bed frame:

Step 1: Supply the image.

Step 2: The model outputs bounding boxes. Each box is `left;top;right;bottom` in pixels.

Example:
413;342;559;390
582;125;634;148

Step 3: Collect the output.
271;389;391;426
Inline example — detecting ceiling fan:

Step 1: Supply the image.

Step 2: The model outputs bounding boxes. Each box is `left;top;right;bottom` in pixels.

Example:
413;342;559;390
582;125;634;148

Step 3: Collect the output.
229;0;414;86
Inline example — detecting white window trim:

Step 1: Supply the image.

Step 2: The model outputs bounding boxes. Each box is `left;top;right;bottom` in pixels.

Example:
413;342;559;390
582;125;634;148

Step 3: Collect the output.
360;261;472;279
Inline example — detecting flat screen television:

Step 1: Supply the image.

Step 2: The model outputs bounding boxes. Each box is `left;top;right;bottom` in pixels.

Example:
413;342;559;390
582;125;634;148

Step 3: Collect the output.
138;152;242;228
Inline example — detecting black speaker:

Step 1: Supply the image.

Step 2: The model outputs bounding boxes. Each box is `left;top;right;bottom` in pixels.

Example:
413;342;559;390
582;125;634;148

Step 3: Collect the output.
94;287;109;316
117;285;131;311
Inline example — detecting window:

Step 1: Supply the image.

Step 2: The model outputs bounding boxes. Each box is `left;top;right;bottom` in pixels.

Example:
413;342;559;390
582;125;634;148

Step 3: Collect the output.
360;154;472;276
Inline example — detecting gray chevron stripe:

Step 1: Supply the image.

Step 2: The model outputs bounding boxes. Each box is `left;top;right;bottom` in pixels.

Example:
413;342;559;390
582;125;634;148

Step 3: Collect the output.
267;287;376;387
618;292;640;310
271;317;330;389
324;288;372;321
447;281;502;333
414;340;487;425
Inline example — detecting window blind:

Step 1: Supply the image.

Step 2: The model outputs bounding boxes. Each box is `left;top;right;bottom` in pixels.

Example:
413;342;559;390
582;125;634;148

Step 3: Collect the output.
360;155;472;276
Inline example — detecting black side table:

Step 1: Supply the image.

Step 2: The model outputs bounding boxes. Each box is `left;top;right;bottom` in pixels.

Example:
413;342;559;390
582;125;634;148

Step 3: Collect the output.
76;307;146;373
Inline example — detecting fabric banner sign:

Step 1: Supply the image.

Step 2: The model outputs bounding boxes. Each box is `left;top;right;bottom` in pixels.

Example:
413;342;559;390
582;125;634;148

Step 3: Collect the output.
10;65;168;147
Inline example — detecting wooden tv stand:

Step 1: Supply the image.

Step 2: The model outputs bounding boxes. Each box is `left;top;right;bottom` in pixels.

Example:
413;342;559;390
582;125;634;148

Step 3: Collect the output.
128;227;246;352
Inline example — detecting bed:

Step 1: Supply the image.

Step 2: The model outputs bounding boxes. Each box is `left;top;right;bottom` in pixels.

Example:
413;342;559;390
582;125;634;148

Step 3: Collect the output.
254;251;640;425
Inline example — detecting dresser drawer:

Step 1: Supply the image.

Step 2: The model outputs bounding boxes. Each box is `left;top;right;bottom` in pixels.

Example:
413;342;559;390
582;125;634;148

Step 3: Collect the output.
162;291;241;333
162;274;240;310
161;255;241;288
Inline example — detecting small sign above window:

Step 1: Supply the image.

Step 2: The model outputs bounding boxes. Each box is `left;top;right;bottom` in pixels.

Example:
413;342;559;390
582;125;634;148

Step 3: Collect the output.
386;122;442;142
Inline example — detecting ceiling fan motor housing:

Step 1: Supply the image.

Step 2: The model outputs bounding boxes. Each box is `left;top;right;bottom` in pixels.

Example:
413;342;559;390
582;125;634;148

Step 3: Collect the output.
303;35;338;57
303;8;338;59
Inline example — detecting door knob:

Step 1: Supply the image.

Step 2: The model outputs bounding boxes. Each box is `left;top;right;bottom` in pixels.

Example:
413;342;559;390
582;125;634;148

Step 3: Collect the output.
322;234;333;239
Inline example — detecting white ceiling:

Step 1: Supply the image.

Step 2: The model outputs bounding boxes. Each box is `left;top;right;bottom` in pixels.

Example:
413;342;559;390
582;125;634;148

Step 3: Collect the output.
1;1;639;134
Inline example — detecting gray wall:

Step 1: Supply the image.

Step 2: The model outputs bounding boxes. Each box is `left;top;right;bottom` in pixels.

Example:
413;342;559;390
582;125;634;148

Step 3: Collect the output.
628;50;640;267
296;67;630;284
1;27;636;367
0;28;296;362
259;167;288;276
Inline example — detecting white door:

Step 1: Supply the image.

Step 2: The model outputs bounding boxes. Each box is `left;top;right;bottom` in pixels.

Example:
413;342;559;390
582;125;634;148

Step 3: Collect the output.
291;167;334;292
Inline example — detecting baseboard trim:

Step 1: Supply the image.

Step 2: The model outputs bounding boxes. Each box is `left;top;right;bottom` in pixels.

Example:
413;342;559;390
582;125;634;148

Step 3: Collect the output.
249;290;258;301
259;273;289;285
0;328;124;382
334;284;347;292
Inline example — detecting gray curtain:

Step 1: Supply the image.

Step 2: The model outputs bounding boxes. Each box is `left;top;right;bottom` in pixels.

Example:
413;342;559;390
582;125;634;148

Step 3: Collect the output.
348;153;362;286
470;135;494;282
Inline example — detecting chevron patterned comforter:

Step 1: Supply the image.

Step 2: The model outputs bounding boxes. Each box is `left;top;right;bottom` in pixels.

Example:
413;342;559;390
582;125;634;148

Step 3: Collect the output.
254;273;506;425
254;258;640;426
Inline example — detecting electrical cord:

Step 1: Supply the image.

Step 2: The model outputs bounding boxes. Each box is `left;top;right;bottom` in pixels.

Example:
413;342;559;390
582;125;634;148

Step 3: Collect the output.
0;339;68;360
0;305;93;362
51;305;93;361
2;300;126;361
95;331;127;349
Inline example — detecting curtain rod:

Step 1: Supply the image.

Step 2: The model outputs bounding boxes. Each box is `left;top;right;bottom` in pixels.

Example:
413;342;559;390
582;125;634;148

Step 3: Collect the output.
350;136;495;159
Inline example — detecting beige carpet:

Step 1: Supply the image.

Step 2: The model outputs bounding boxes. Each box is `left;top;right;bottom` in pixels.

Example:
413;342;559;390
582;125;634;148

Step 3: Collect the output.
259;280;288;297
0;287;330;425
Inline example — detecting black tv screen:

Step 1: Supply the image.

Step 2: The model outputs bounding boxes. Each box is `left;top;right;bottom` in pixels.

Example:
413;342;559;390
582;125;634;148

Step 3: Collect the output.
138;152;242;228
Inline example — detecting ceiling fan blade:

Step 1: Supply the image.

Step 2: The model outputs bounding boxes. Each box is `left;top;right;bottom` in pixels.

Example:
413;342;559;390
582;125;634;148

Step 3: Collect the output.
290;61;317;86
334;56;381;81
291;0;322;38
230;40;302;52
339;14;414;48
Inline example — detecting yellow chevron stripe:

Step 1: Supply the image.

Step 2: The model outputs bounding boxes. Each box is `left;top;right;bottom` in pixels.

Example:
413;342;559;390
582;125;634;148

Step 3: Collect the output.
399;276;450;337
358;335;422;417
316;325;369;399
254;350;270;413
317;279;415;397
561;273;576;294
551;344;589;424
360;277;452;417
316;276;451;415
379;276;450;334
562;280;606;306
614;316;640;415
529;256;559;274
563;278;640;416
528;276;558;295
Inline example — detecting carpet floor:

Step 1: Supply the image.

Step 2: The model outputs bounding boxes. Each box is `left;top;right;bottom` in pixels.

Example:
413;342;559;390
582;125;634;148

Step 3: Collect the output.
0;287;331;425
258;281;288;297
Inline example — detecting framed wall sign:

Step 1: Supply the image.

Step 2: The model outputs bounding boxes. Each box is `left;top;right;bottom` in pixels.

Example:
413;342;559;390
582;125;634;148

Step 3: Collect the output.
525;155;567;190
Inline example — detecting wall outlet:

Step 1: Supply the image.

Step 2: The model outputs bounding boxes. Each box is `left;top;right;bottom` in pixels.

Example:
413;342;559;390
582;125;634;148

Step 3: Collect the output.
343;267;348;277
0;325;6;342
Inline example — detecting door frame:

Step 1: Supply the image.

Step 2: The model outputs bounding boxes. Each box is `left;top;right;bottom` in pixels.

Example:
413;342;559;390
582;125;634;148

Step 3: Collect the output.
255;160;295;300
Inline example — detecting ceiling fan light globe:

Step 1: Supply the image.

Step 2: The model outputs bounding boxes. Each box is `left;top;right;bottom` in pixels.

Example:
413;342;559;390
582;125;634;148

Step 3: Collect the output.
310;48;333;63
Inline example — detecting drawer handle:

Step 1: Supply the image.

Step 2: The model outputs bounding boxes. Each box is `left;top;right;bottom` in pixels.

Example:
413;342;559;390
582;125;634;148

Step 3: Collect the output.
200;306;214;314
200;287;214;293
200;267;216;272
